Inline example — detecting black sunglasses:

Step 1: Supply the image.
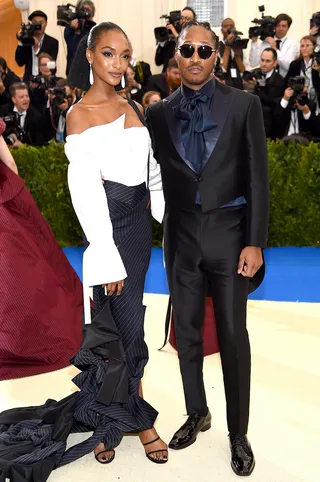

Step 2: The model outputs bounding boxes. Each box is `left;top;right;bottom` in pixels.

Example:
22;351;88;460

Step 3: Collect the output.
178;44;216;59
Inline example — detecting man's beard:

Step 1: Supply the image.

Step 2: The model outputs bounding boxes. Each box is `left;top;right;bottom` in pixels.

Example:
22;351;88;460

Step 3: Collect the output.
182;72;212;86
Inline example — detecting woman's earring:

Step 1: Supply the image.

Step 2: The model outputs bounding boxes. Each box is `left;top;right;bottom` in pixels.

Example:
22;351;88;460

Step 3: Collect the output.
121;75;126;89
89;64;94;85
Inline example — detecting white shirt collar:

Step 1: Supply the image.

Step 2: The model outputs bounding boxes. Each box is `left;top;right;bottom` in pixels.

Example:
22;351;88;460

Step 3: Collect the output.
265;69;274;79
13;106;27;116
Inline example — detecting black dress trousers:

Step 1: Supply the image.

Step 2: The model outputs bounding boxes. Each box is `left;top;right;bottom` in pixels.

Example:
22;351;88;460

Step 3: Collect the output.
164;203;251;436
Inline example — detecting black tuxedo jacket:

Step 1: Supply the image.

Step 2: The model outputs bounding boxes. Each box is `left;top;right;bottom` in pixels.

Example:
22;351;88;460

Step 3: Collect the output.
0;104;46;146
15;34;59;83
254;71;285;138
146;81;270;248
147;74;172;99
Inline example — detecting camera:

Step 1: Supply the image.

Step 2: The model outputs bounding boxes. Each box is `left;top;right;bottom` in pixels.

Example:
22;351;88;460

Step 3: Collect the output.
214;65;228;82
249;5;275;41
226;28;249;50
2;113;25;145
288;76;305;93
154;10;181;43
287;76;309;106
296;93;309;106
16;22;42;46
310;11;320;34
57;3;92;28
50;86;69;106
314;45;320;65
243;68;264;82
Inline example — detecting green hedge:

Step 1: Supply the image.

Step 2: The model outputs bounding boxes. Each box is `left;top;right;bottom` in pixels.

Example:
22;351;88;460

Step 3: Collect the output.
10;140;320;247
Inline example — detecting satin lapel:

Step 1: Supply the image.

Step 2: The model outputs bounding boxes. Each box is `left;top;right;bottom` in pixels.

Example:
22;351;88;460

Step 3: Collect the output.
202;82;234;168
164;88;197;173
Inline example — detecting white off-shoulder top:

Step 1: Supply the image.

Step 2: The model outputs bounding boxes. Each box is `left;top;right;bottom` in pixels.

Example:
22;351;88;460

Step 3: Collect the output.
65;114;164;324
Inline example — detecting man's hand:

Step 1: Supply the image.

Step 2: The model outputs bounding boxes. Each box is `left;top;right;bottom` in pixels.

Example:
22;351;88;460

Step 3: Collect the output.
102;280;124;297
238;247;263;278
166;24;178;38
12;138;24;149
265;36;276;50
283;88;294;101
71;19;80;30
310;26;319;36
225;33;235;46
296;103;310;115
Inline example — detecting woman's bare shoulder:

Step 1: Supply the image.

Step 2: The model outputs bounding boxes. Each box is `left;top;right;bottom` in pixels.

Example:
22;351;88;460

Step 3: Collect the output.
66;101;91;135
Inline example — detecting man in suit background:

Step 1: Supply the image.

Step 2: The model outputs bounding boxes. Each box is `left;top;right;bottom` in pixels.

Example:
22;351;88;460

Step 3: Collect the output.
147;22;269;476
15;10;59;84
147;58;181;99
247;48;285;138
0;82;46;147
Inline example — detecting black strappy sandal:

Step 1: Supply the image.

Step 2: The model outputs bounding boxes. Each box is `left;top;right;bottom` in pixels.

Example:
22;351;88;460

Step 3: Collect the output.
94;448;115;464
143;436;168;464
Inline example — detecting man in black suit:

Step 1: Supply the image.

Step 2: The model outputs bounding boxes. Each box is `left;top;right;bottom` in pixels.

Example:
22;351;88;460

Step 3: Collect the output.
147;22;269;476
249;48;285;138
0;82;46;147
15;10;59;83
274;85;319;140
147;58;181;99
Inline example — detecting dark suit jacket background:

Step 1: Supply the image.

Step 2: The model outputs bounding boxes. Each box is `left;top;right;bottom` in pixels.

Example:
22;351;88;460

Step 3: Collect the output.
146;82;269;249
285;58;320;105
0;103;46;146
147;74;172;99
155;40;176;73
274;98;319;139
15;34;59;83
254;71;285;138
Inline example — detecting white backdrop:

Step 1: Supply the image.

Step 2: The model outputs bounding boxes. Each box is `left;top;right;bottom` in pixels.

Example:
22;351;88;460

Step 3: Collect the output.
26;0;318;77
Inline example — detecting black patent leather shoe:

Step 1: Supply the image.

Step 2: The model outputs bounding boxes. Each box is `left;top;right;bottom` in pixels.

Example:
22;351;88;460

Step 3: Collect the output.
169;410;212;450
229;434;255;476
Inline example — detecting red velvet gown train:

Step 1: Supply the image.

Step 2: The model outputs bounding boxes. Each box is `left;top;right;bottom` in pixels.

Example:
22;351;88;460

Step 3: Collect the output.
0;123;83;380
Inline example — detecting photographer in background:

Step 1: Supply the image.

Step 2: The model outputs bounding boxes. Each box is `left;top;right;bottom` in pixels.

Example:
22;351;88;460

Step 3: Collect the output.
155;7;196;73
64;0;96;75
46;83;78;142
219;18;246;90
275;77;319;141
0;58;20;108
286;36;320;114
245;48;285;138
250;14;299;78
15;10;59;84
29;53;61;114
309;12;320;47
147;58;181;99
0;82;46;147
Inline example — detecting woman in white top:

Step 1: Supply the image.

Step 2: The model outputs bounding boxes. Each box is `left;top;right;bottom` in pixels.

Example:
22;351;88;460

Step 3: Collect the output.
65;22;167;465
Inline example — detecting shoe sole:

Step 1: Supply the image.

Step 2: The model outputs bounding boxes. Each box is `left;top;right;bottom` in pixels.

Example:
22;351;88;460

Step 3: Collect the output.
169;423;212;451
230;458;255;477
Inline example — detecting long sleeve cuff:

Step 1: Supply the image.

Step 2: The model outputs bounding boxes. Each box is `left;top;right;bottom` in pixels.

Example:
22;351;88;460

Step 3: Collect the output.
281;98;289;108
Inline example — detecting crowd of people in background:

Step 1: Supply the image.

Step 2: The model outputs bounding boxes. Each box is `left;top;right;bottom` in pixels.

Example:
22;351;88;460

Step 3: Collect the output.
0;2;320;147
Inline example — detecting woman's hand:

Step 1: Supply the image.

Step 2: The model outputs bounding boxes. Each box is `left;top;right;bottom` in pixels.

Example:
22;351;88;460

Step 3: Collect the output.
102;280;124;296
